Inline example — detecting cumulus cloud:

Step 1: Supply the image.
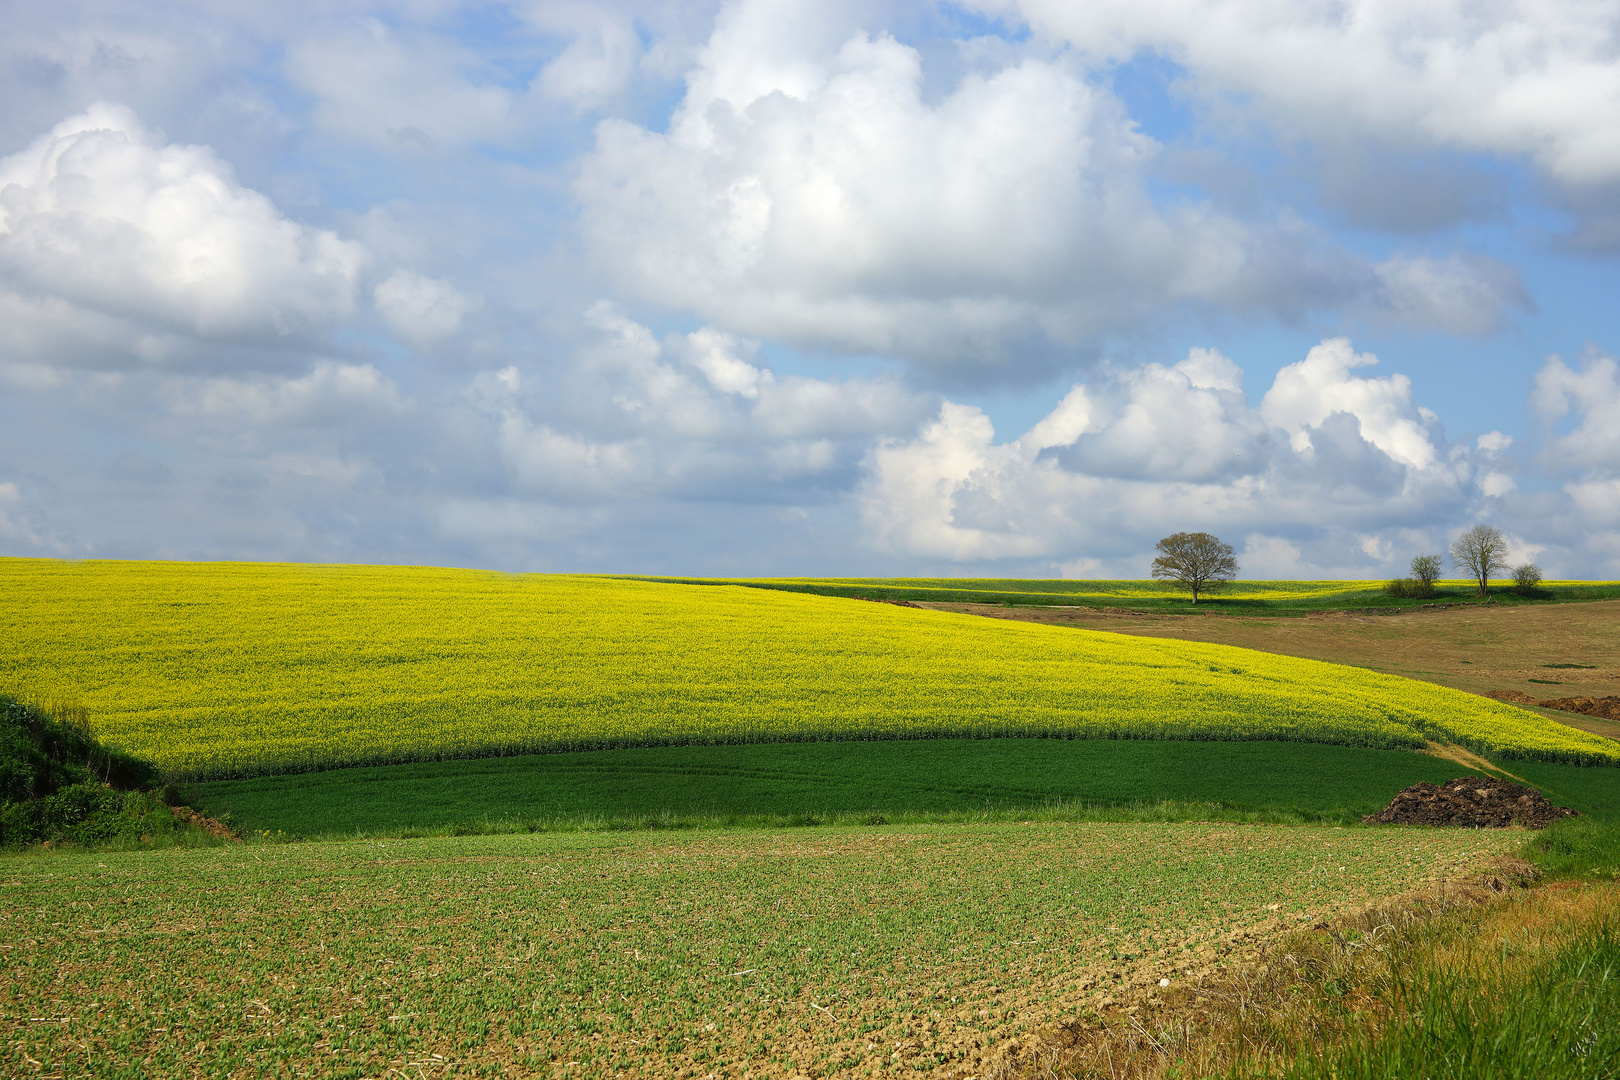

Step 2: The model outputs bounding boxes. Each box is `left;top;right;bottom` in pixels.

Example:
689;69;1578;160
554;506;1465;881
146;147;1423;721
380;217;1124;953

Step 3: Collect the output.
980;0;1620;186
859;337;1475;568
574;0;1534;369
374;270;476;347
471;303;933;504
0;103;365;358
1259;339;1440;470
1532;352;1620;471
533;9;643;110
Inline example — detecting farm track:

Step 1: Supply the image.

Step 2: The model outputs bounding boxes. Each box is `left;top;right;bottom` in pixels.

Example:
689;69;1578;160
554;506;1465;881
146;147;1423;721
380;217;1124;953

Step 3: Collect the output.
921;599;1620;742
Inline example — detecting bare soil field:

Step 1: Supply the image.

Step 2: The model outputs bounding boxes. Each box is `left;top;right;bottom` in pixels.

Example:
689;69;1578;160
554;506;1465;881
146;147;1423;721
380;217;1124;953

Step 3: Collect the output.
920;600;1620;743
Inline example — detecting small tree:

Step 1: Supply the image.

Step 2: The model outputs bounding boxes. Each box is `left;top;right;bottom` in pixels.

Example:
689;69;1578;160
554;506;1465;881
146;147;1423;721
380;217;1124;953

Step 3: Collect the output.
1450;524;1510;597
1151;532;1239;604
1511;563;1543;596
1410;554;1442;587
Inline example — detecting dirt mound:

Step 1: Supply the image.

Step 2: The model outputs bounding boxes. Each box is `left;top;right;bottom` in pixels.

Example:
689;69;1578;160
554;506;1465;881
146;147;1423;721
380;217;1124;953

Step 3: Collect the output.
171;805;241;841
851;595;923;609
1364;777;1578;829
1484;688;1620;722
1539;695;1620;722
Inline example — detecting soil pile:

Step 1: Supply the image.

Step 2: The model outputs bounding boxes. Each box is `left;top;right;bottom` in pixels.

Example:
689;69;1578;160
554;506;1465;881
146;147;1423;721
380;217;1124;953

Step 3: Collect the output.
852;595;922;609
1364;777;1579;829
1539;695;1620;722
1485;689;1620;722
171;805;241;840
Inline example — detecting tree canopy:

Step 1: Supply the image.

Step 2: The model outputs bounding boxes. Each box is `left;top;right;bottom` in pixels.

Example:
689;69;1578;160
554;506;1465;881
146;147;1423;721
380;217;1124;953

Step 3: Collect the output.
1150;532;1239;604
1450;524;1510;596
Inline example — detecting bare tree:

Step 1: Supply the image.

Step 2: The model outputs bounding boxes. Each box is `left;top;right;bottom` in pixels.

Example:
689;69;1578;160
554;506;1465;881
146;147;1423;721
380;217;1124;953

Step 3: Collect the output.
1151;532;1239;604
1450;524;1510;597
1410;554;1443;586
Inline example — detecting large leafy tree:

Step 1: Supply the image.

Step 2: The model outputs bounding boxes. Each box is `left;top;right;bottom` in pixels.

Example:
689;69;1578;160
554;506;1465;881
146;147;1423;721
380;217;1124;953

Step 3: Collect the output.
1150;532;1239;604
1451;524;1511;597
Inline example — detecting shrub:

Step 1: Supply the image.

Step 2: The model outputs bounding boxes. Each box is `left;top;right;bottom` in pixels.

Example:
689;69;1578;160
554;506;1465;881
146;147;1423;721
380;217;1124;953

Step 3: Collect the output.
1385;578;1435;599
1511;563;1543;596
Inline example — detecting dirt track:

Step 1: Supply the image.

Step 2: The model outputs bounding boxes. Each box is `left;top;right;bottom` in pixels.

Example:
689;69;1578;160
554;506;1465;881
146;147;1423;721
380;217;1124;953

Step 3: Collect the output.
918;599;1620;742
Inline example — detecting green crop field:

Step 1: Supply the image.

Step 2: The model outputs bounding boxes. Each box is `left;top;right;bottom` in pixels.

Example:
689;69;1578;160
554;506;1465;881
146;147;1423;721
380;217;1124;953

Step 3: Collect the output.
2;822;1518;1080
636;575;1620;611
188;739;1620;840
3;558;1615;781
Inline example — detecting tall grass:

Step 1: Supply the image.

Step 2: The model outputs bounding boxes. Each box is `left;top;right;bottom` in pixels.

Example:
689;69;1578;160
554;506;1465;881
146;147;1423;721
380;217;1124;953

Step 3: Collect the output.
1283;917;1619;1079
1021;818;1620;1080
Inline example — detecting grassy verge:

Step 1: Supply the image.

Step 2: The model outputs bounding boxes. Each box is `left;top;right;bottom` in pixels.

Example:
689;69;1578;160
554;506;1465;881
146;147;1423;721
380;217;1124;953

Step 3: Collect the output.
184;738;1618;840
1022;817;1620;1080
1;822;1515;1080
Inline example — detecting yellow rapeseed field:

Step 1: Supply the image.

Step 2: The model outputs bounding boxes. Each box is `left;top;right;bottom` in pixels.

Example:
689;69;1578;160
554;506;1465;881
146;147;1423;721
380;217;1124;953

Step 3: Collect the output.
2;558;1614;778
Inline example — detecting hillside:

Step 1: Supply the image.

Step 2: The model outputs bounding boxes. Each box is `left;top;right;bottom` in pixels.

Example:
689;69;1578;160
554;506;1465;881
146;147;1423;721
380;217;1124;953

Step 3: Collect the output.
2;558;1616;779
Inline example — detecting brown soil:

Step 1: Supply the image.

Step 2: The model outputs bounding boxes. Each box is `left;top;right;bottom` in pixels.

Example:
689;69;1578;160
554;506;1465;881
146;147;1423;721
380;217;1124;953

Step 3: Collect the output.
920;599;1620;742
170;805;241;841
853;595;924;608
1538;695;1620;722
1362;777;1578;829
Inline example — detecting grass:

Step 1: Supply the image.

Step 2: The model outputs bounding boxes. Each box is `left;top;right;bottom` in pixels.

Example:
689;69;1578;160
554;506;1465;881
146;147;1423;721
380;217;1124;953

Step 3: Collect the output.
184;738;1620;841
634;575;1620;613
0;821;1518;1079
4;559;1615;780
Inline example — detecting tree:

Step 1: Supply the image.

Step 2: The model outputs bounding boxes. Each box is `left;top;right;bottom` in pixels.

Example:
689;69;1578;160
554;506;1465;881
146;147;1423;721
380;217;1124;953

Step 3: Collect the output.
1151;532;1239;604
1511;563;1543;596
1410;554;1442;587
1450;524;1510;597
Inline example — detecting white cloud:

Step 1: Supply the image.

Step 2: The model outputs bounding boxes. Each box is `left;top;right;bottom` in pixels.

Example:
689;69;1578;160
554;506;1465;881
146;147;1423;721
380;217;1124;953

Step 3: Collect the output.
1049;348;1265;482
167;361;407;427
1241;534;1302;577
374;270;476;347
858;337;1480;568
1532;352;1620;471
980;0;1620;186
1371;253;1531;335
473;303;933;504
286;21;513;148
1259;338;1439;471
575;0;1530;368
0;104;365;352
534;11;642;110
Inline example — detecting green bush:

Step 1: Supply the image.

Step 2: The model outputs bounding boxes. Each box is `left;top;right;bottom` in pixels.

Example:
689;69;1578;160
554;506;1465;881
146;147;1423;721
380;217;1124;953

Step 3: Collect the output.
1;697;159;801
1384;578;1436;599
2;697;166;848
1512;563;1544;597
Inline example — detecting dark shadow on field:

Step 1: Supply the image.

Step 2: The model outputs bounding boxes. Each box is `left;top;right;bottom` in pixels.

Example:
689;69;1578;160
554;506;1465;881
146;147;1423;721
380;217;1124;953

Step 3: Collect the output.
190;738;1619;838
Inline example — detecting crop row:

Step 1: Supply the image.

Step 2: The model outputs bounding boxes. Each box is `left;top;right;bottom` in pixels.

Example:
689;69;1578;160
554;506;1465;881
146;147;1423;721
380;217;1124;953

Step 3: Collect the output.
2;558;1616;779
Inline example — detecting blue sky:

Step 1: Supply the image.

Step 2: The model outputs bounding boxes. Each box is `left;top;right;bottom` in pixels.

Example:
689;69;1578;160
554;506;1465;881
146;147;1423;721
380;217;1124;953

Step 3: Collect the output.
2;0;1619;578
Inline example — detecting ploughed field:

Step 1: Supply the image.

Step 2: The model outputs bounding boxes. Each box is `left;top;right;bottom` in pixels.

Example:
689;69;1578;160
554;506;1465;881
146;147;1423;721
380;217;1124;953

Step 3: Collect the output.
2;559;1615;784
2;822;1518;1080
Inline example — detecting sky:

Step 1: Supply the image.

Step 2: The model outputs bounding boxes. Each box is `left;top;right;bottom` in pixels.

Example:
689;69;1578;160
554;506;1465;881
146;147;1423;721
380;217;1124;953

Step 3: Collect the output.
2;0;1619;579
